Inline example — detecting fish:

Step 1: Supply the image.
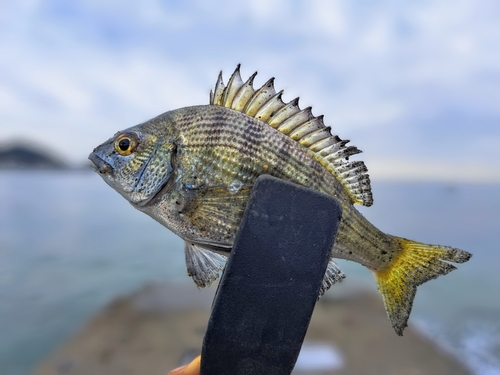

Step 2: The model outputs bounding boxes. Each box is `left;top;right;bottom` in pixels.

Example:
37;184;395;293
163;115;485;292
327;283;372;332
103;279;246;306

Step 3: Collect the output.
89;65;472;335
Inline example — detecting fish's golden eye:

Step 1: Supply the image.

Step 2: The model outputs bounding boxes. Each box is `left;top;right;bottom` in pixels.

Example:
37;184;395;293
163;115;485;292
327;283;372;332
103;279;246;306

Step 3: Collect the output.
115;134;137;156
118;139;130;151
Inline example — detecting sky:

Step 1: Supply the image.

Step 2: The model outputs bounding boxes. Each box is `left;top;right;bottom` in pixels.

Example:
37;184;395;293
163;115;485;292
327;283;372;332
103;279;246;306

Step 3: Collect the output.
1;0;499;182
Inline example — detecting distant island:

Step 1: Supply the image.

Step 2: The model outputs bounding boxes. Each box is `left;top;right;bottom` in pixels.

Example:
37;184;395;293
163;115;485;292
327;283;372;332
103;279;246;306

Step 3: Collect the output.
0;143;69;169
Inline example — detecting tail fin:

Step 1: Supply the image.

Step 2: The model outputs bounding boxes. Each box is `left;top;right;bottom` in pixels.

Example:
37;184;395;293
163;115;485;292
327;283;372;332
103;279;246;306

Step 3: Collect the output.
374;237;471;336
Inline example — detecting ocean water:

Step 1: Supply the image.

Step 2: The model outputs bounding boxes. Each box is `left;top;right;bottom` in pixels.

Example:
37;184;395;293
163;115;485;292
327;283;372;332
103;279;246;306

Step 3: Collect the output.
0;170;499;374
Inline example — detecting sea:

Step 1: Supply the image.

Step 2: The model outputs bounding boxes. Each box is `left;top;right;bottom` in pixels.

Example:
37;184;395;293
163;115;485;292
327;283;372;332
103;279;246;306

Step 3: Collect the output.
0;170;499;375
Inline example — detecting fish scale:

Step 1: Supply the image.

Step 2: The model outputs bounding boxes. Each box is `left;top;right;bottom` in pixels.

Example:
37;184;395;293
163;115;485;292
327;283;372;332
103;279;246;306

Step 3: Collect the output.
89;65;471;336
174;107;334;196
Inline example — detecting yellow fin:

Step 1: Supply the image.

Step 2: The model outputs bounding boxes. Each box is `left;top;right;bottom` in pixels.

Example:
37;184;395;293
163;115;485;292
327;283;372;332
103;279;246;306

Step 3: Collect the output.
210;65;373;207
374;237;472;335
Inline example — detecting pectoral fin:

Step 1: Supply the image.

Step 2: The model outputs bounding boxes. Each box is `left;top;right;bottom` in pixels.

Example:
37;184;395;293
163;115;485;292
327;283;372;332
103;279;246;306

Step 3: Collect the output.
184;241;227;288
179;185;253;287
181;185;252;243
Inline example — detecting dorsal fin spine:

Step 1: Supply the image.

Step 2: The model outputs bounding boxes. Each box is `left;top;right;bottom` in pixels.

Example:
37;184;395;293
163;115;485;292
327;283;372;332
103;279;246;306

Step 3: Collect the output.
222;65;244;108
254;91;285;122
244;78;276;116
309;135;336;152
299;126;332;147
209;66;374;207
277;107;313;134
268;97;300;128
211;72;225;105
290;115;325;140
231;73;257;111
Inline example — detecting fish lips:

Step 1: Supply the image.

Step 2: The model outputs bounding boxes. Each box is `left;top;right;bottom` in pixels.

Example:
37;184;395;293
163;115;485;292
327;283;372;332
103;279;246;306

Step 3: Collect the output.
88;152;112;175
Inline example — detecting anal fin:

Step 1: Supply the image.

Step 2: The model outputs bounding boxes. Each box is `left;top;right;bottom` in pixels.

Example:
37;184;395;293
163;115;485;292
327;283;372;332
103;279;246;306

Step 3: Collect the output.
318;258;346;297
184;241;227;288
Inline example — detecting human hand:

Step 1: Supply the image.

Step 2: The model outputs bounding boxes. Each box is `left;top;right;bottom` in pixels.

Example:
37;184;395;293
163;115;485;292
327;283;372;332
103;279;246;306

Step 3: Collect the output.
168;355;201;375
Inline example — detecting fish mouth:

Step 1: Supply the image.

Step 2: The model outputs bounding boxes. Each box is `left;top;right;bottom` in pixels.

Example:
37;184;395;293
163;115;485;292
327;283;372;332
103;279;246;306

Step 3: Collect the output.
88;152;112;174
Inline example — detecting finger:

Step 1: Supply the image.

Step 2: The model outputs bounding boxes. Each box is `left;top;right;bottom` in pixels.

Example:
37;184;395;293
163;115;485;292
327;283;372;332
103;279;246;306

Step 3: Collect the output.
168;365;185;375
184;355;201;375
168;355;201;375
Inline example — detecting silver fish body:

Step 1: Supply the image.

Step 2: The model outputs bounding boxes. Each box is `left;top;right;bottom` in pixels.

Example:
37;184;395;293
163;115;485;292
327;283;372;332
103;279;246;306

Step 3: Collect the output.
89;66;471;335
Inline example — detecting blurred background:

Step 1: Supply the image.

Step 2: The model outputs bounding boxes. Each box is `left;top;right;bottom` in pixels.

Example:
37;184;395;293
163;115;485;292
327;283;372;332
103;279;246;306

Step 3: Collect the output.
1;1;499;374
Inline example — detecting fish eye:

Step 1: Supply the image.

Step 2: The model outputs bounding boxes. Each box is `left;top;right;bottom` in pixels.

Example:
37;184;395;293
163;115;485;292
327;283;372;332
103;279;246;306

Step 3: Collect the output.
115;134;137;156
119;138;130;151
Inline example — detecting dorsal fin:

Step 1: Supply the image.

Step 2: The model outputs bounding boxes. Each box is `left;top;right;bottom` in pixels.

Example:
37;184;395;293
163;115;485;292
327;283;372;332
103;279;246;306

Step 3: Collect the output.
209;66;373;206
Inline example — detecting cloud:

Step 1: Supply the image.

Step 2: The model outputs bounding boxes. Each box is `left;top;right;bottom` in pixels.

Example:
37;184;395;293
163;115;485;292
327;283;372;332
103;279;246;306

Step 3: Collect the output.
0;0;499;181
369;158;500;184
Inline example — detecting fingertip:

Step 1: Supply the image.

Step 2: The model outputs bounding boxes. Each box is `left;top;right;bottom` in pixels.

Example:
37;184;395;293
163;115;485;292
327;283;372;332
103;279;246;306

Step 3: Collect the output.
168;355;201;375
168;365;185;375
183;355;201;375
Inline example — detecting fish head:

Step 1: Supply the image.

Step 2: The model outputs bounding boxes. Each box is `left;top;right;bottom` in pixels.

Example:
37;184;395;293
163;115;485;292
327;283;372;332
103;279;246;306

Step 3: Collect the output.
89;123;176;207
